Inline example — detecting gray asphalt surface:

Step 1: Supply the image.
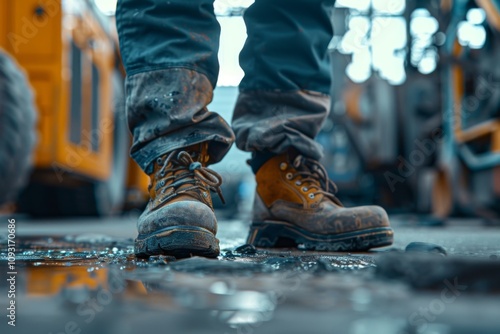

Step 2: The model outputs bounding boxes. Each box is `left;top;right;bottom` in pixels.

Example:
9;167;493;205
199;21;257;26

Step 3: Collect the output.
1;214;499;334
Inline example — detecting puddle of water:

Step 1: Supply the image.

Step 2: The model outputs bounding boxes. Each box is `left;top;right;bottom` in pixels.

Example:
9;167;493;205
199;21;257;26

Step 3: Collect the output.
0;233;382;333
1;234;377;272
2;233;499;334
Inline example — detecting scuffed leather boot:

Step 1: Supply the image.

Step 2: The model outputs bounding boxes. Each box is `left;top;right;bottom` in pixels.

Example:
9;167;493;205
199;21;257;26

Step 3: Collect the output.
135;143;224;258
248;153;394;251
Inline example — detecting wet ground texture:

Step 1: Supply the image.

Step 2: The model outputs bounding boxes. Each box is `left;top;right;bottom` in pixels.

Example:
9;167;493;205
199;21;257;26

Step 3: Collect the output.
1;214;500;334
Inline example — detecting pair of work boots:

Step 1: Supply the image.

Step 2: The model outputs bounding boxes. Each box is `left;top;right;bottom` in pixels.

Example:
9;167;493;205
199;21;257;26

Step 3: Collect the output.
135;144;394;258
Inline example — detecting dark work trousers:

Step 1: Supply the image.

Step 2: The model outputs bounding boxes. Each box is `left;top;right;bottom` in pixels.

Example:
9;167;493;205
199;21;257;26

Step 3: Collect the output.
116;0;335;173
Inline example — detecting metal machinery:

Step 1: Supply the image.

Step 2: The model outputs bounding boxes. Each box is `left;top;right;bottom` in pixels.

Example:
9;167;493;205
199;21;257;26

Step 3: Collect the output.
0;0;148;216
436;0;500;218
323;0;500;218
2;0;498;219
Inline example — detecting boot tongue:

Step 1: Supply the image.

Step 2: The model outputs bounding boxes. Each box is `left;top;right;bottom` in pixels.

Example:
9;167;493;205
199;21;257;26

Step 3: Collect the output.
291;154;306;170
292;155;319;179
148;145;209;202
159;145;224;205
291;155;337;198
285;153;343;207
188;142;210;166
164;142;209;175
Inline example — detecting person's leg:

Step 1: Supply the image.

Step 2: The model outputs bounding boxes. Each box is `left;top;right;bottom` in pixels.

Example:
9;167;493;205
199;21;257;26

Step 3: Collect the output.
116;0;234;173
116;0;235;258
234;0;394;251
232;0;334;164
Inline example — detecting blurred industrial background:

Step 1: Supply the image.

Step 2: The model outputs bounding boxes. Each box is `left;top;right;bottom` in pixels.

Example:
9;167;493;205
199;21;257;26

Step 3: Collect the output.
0;0;499;220
1;2;500;334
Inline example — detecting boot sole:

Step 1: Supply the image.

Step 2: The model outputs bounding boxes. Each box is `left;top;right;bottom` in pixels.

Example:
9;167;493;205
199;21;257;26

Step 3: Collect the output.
135;226;220;259
247;221;394;251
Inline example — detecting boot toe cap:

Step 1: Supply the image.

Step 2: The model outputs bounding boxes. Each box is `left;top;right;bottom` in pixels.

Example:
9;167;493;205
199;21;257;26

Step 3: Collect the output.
363;205;390;228
320;203;391;234
337;205;390;231
137;200;217;236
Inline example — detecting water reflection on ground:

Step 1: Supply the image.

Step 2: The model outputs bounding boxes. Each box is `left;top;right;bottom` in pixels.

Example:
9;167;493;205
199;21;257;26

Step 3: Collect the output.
1;218;500;334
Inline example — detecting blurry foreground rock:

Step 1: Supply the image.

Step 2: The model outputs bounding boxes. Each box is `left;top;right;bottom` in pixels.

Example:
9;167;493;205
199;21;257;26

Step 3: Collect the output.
376;252;500;293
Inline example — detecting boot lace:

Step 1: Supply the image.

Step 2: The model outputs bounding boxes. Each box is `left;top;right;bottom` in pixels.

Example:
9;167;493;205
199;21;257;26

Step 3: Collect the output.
153;150;225;205
291;155;343;206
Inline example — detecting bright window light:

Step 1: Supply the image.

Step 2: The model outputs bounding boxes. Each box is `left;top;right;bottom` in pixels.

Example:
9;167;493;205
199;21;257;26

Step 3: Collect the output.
214;0;254;16
410;16;439;36
93;0;117;15
336;0;371;13
418;55;437;74
372;0;405;15
458;21;487;49
92;0;255;16
466;8;486;25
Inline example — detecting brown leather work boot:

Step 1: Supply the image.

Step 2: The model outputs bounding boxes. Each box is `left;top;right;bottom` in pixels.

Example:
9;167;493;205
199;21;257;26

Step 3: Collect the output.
134;143;224;258
247;153;394;251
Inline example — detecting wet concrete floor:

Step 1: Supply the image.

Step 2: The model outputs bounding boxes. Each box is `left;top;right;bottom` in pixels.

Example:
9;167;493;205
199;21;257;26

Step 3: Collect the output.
1;214;499;334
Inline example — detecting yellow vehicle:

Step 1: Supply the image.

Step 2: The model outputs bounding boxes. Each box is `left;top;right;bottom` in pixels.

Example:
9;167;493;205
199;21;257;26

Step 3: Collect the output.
0;0;148;216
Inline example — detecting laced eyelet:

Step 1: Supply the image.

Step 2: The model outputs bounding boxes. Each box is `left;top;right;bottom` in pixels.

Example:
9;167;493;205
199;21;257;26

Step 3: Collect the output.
280;162;288;171
286;173;293;180
189;161;202;171
295;181;301;186
302;187;308;192
156;157;163;165
308;193;315;199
